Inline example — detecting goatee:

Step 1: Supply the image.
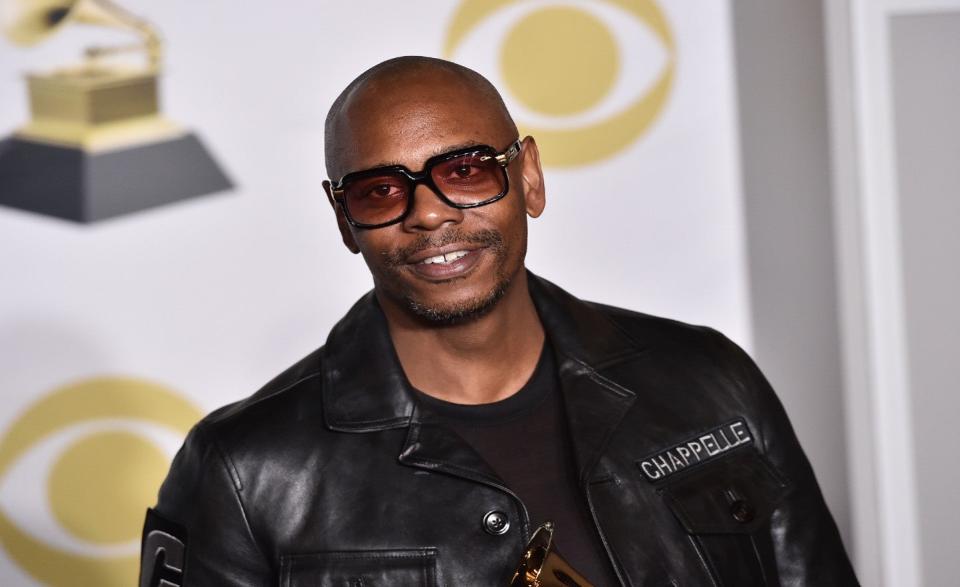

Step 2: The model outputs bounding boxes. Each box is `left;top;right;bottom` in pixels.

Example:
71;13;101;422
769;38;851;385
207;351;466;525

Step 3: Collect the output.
380;228;510;326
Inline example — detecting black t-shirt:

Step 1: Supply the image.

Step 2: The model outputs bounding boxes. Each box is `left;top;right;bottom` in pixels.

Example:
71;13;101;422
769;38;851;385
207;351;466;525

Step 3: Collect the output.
414;342;618;586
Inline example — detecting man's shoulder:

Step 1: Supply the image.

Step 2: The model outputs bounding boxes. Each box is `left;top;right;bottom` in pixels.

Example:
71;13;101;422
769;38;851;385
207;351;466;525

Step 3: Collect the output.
570;294;779;449
581;299;752;386
155;346;333;519
191;345;329;455
587;299;723;346
530;273;732;356
549;290;735;371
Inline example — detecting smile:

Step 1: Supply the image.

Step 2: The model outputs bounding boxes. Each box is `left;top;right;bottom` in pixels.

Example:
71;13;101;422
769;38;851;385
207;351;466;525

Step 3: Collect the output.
419;250;470;265
407;246;486;280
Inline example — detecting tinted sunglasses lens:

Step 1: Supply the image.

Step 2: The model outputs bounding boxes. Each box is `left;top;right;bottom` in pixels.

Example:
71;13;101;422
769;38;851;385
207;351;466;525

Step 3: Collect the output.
430;152;506;205
342;173;410;226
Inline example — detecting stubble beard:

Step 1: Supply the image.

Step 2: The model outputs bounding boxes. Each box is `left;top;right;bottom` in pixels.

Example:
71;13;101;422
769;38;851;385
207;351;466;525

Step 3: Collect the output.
378;228;513;326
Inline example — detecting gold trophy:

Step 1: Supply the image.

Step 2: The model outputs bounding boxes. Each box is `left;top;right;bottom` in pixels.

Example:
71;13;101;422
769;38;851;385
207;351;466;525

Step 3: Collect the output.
511;522;595;587
0;0;231;223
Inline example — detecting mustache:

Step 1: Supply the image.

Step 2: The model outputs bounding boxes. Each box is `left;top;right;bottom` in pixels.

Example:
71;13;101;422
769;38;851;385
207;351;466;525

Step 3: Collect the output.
382;229;504;266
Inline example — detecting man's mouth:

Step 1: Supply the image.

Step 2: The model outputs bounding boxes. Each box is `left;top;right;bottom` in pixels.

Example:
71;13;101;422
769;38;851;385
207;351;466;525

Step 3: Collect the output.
404;242;484;265
381;229;505;282
405;246;486;280
384;229;504;268
418;250;470;265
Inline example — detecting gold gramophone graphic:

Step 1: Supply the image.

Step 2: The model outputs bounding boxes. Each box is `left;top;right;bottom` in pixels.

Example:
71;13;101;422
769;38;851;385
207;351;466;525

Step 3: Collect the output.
0;0;232;223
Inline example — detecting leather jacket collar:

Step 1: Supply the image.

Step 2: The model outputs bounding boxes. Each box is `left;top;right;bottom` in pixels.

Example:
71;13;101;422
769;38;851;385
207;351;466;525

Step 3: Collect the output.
320;272;643;482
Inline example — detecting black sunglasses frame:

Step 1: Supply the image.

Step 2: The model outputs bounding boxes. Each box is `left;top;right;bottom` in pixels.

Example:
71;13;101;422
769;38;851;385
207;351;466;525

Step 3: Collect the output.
327;139;523;229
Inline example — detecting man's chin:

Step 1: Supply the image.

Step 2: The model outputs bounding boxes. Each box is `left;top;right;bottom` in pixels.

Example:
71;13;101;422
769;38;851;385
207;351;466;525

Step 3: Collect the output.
401;280;510;326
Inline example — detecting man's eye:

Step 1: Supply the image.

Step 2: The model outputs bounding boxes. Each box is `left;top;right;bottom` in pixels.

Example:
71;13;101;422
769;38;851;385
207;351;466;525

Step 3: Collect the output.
366;184;403;198
448;164;482;180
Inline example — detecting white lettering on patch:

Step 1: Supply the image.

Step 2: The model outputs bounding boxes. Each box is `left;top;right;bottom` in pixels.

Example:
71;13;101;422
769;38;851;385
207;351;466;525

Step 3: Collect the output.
636;418;754;483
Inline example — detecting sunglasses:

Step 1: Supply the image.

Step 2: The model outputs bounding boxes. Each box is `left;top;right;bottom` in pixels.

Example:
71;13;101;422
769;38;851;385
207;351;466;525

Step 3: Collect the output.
326;139;523;229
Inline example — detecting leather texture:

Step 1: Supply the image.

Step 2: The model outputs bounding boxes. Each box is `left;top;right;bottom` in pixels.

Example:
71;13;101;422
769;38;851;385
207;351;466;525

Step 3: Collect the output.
143;273;859;586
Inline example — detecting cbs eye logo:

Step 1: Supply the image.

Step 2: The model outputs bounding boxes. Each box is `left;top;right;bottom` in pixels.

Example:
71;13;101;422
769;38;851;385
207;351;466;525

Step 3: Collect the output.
444;0;676;167
0;377;200;586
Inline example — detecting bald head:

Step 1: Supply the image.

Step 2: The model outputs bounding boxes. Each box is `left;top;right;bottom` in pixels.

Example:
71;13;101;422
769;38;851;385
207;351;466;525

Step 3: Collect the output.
324;56;519;179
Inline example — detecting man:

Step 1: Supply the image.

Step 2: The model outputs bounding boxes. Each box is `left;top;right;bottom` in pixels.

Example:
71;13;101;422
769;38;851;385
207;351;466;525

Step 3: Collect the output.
140;57;858;586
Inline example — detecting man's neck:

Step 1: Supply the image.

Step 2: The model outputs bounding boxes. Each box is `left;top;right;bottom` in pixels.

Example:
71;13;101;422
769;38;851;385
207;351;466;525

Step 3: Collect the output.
379;274;545;405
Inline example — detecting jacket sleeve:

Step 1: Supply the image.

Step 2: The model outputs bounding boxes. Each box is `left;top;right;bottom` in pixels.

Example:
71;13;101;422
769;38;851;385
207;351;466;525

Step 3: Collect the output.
718;332;860;586
140;423;273;586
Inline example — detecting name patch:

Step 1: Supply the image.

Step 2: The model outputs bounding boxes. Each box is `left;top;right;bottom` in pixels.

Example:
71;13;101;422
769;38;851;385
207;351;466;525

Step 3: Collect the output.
636;418;753;482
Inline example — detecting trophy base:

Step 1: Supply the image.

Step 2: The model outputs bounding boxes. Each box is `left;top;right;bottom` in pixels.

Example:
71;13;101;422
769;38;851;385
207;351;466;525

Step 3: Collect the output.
0;132;232;223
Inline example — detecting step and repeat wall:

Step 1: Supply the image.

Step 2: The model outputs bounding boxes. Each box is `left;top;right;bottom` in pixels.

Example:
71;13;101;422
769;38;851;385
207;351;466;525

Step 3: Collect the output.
0;1;746;584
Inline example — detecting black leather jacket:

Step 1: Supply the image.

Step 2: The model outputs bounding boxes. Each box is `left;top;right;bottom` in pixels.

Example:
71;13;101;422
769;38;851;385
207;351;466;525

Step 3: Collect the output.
142;274;858;586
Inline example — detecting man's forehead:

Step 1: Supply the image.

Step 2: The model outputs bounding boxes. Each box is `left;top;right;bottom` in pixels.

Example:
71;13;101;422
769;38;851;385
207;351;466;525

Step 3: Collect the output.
332;95;511;173
326;65;517;177
342;79;503;135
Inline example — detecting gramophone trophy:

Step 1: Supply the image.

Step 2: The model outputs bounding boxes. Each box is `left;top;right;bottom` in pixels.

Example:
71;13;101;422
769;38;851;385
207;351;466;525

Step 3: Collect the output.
0;0;232;223
511;522;595;587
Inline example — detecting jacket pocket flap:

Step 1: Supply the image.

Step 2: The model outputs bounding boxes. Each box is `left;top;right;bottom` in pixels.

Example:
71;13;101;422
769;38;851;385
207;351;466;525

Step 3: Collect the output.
661;448;787;535
282;548;438;587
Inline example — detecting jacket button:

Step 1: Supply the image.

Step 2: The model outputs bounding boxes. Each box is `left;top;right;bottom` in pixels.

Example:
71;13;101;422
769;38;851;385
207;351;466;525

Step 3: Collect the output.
482;510;510;535
730;499;755;523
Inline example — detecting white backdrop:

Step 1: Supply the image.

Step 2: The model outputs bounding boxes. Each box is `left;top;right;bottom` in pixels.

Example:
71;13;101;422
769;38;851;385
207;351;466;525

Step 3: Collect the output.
0;1;747;584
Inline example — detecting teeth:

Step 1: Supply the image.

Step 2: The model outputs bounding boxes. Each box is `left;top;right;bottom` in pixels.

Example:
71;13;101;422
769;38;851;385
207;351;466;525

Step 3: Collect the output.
421;254;446;265
420;250;469;265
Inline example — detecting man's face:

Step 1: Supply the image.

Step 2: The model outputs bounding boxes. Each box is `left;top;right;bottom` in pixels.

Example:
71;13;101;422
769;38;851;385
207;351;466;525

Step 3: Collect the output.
324;76;545;324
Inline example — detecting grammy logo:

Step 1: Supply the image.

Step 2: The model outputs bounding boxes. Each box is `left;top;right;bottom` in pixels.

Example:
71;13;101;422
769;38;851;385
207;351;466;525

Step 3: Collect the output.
0;0;232;223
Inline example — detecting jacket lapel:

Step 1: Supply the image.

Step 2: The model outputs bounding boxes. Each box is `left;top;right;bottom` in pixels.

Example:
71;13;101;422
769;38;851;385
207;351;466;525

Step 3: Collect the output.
321;291;415;432
398;406;504;488
320;293;509;489
558;357;638;483
321;274;645;486
528;275;645;482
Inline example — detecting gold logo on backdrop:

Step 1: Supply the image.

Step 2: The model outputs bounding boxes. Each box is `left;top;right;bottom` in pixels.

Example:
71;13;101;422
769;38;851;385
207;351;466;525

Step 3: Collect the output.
444;0;676;167
0;377;201;586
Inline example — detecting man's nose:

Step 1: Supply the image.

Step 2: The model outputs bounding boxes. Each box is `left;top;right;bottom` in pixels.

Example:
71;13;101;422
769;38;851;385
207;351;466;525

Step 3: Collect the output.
401;183;464;232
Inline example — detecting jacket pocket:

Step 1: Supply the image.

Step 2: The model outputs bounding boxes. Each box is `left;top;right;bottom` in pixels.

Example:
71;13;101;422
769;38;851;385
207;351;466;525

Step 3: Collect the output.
660;448;787;587
281;548;438;587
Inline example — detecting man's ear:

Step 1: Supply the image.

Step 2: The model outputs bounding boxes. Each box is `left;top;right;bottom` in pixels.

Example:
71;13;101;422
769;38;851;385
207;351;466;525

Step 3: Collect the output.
518;136;546;218
323;180;361;254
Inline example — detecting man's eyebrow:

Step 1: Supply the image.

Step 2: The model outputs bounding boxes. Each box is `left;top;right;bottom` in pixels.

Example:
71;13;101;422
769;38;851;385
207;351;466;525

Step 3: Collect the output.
363;141;489;171
428;141;486;157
